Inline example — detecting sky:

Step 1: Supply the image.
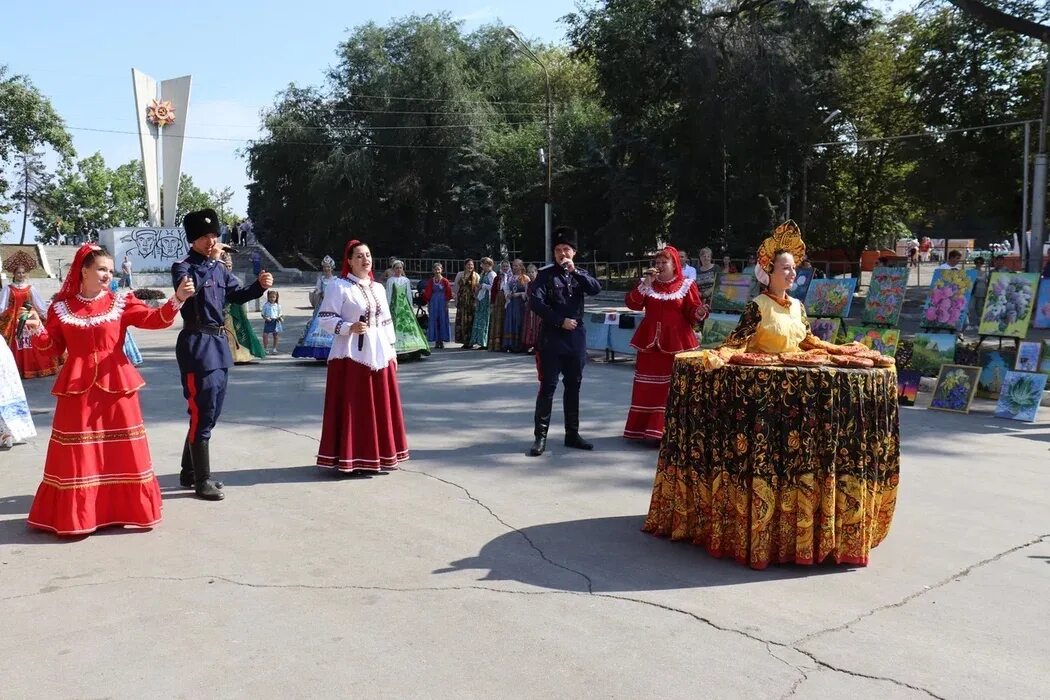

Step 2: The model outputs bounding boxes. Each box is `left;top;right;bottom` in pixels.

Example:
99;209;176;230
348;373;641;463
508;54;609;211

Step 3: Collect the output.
2;0;915;242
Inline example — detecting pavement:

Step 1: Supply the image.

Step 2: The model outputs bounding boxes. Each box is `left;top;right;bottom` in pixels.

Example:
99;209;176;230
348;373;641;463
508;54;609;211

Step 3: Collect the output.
2;286;1048;699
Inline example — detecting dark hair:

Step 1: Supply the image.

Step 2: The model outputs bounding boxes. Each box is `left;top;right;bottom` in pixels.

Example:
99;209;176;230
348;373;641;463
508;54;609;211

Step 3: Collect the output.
948;250;962;259
766;248;794;272
267;289;280;303
81;247;113;269
974;256;985;265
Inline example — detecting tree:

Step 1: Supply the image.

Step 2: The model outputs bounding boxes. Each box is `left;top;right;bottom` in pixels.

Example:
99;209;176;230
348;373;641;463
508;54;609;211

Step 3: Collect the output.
14;151;49;243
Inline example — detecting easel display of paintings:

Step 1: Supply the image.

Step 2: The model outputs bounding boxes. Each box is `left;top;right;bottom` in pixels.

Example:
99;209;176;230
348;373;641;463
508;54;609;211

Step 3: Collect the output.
804;278;857;318
845;325;901;357
976;348;1016;400
929;364;980;414
921;268;975;332
862;266;909;325
977;272;1039;338
994;371;1047;423
808;317;841;343
701;313;741;348
710;273;756;313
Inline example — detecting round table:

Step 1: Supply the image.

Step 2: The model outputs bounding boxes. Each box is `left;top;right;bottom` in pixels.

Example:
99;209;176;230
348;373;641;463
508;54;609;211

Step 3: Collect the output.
642;352;900;570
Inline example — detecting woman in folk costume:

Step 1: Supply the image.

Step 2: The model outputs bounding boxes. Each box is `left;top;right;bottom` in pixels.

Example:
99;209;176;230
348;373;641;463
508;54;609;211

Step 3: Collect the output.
21;244;194;535
292;254;338;360
0;251;62;379
521;263;543;353
215;249;266;363
316;240;408;472
422;263;453;348
0;338;36;448
501;259;530;352
623;246;707;442
385;260;430;359
487;260;511;351
452;258;480;348
468;257;496;349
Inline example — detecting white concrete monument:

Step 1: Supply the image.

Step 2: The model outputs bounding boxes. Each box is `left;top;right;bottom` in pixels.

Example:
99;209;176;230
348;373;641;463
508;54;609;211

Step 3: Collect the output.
131;68;191;227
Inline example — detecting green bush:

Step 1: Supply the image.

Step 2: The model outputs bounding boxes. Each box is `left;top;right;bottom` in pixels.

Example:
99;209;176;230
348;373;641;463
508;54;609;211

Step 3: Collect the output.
133;288;166;301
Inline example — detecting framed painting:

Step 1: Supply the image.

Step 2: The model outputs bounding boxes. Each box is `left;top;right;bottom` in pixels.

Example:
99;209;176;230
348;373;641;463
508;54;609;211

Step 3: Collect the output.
700;312;741;349
929;364;980;414
804;278;858;318
1032;278;1050;330
994;371;1047;423
710;273;755;313
976;349;1016;400
1016;341;1042;372
977;272;1039;338
910;332;957;376
897;369;922;407
921;268;976;332
1040;340;1050;377
846;325;901;357
789;267;815;301
863;266;909;325
808;317;841;343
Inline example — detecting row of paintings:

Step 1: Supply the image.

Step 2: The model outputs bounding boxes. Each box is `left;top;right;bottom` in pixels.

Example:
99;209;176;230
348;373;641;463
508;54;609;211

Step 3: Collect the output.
918;366;1046;422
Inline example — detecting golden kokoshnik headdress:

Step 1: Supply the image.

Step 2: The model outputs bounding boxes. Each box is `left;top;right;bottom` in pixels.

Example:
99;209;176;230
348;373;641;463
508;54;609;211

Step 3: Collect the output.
754;220;807;285
2;250;38;275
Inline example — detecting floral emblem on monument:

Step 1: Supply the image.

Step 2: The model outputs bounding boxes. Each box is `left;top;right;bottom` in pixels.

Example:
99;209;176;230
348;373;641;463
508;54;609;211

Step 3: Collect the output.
146;99;176;127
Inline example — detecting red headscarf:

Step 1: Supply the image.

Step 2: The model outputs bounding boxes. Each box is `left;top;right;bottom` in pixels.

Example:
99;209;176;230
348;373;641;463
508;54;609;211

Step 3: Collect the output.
655;245;684;285
54;243;104;303
340;239;374;280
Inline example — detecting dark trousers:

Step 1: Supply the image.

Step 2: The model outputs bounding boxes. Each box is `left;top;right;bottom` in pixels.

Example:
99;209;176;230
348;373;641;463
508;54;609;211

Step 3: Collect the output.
180;368;228;443
535;345;585;423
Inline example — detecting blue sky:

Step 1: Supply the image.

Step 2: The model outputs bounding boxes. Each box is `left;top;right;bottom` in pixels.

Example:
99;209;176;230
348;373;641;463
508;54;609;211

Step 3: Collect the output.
3;0;915;241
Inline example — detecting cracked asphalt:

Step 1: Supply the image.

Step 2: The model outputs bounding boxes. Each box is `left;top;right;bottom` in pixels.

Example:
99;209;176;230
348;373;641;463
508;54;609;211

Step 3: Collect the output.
2;286;1048;699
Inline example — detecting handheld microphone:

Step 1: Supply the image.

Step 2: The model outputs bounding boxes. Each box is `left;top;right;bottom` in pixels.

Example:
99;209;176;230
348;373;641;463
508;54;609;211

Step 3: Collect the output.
16;301;33;337
219;244;240;254
357;314;366;351
561;261;571;272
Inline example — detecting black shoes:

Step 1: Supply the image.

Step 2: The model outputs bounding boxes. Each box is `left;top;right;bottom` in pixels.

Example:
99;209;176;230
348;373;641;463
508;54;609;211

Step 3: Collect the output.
179;438;224;490
528;396;553;457
189;439;225;501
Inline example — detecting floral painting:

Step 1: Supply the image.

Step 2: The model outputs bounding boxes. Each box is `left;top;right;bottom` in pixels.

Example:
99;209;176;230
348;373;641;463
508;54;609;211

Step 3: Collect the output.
976;349;1016;400
1016;341;1042;372
804;278;857;318
897;369;921;407
846;325;901;357
978;272;1038;338
700;312;741;348
994;371;1047;422
809;317;841;343
711;273;756;313
862;266;909;325
922;268;975;331
1032;279;1050;330
910;332;957;376
929;364;980;414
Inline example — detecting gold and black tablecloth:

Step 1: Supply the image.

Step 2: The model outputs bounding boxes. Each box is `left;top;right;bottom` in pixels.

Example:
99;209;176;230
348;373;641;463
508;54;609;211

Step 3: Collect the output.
642;352;900;569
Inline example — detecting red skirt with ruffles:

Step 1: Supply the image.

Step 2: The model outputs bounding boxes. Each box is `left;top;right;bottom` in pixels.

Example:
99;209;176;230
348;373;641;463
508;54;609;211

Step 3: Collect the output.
623;350;675;441
317;358;409;471
27;387;162;536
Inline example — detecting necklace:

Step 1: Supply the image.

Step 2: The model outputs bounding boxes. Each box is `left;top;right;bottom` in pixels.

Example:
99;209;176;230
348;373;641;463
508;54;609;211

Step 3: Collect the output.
762;290;792;308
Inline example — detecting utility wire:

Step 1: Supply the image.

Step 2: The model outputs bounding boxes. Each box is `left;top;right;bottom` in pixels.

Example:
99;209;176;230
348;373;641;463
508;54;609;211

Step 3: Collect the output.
812;118;1040;147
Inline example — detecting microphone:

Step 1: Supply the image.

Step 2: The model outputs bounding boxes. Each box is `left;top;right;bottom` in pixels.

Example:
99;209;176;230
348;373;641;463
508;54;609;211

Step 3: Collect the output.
561;261;571;272
357;314;366;351
16;301;33;337
219;244;241;254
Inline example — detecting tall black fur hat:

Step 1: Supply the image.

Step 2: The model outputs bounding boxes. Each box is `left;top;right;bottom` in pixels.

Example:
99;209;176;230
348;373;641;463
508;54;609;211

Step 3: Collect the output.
552;225;577;251
183;208;221;242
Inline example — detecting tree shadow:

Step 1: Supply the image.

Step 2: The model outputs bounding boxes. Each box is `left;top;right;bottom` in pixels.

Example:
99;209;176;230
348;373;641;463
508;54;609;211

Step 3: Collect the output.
434;515;855;593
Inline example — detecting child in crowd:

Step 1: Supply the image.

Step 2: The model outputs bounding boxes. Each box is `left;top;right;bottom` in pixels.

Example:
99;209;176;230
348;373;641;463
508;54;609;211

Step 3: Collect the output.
262;289;284;355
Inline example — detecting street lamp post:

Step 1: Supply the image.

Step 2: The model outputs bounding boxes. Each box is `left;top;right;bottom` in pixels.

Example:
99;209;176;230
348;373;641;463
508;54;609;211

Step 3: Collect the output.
801;109;843;232
507;27;553;264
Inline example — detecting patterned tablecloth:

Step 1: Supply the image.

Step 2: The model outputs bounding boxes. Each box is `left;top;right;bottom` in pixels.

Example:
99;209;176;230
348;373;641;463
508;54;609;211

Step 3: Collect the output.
642;352;900;569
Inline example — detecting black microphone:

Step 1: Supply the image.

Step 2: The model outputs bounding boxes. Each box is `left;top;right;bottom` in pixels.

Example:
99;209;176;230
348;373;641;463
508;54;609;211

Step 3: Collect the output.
561;261;571;272
219;244;241;254
357;314;366;351
16;301;33;337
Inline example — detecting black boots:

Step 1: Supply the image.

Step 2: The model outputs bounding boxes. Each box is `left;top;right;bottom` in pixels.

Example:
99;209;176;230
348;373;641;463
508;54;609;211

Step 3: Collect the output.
528;395;553;457
180;438;224;491
564;411;594;451
189;439;225;501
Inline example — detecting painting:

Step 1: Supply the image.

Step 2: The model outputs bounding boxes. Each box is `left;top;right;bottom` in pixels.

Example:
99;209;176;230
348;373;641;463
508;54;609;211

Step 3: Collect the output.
977;272;1039;338
897;369;922;407
846;325;901;357
994;371;1047;423
929;364;980;414
1016;341;1042;372
804;278;857;318
921;268;975;332
1032;278;1050;330
710;273;755;313
863;266;909;325
808;317;841;343
909;332;957;377
976;349;1016;400
700;312;741;349
1040;340;1050;377
789;267;815;301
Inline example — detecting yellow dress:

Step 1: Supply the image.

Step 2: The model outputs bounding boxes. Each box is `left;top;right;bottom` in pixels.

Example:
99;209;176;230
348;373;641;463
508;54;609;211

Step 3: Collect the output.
723;293;813;353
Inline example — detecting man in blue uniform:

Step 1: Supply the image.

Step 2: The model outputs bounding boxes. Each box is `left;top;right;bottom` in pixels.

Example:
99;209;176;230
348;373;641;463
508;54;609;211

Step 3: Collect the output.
527;226;602;456
173;208;272;500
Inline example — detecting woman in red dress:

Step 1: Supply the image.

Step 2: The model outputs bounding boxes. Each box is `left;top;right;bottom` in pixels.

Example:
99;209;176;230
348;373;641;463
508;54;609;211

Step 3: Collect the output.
0;251;62;379
315;239;408;472
623;246;707;442
23;244;194;535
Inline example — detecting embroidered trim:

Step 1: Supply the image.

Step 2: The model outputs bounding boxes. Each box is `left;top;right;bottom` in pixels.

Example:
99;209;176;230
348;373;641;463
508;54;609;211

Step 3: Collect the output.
53;292;127;328
76;290;107;303
640;277;693;301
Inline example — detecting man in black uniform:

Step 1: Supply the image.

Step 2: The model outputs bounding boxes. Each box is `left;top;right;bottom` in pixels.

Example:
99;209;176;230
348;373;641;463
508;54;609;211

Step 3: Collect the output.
173;209;272;500
527;226;602;456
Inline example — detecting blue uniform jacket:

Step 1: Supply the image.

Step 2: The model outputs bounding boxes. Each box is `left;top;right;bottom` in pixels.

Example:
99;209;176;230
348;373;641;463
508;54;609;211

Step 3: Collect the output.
172;251;265;373
528;264;602;354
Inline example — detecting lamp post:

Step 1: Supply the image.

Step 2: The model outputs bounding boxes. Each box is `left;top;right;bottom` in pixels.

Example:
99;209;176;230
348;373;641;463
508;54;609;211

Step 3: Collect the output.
801;109;843;232
507;27;553;264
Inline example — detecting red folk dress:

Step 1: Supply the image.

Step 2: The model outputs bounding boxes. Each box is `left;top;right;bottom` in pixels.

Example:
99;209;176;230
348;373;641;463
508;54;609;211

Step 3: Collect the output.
0;283;62;379
623;277;703;441
26;291;182;535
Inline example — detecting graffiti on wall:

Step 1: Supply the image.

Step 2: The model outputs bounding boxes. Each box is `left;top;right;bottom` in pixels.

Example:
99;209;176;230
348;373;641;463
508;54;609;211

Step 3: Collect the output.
101;228;189;272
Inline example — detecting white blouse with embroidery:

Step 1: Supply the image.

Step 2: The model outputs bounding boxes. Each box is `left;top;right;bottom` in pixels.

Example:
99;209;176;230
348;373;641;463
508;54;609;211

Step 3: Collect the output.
318;275;397;370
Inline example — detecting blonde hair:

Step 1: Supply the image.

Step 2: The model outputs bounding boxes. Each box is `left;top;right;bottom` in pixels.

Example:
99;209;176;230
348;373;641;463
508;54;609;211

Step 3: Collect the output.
480;257;494;267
